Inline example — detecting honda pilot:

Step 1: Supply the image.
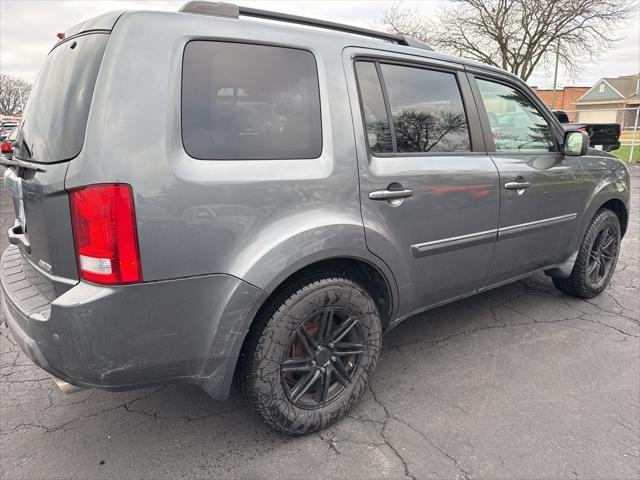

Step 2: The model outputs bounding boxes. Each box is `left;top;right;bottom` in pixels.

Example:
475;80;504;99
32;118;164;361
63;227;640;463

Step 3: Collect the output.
1;2;630;434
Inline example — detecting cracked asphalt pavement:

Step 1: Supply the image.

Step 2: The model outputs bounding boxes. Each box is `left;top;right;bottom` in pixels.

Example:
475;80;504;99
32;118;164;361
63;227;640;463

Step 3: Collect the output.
1;166;638;480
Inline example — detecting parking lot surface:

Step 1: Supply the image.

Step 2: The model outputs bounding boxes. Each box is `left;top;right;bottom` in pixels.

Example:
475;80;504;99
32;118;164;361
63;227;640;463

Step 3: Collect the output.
1;165;638;480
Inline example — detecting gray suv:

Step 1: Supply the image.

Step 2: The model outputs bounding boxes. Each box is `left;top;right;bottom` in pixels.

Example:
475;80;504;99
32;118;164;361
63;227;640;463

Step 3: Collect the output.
1;2;630;435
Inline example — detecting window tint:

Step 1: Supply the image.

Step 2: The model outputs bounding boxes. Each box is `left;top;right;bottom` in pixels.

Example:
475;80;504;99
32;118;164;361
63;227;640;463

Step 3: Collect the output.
380;64;471;153
355;62;393;153
16;33;108;163
182;42;322;160
476;79;555;152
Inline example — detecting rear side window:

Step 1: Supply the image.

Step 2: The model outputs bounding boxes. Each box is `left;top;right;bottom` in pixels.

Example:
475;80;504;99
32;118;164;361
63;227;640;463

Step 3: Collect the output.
381;64;471;153
182;41;322;160
355;61;471;155
355;62;393;153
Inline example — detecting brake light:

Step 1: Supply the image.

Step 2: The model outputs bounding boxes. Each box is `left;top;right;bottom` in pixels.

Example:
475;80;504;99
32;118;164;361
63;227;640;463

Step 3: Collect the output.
69;184;142;285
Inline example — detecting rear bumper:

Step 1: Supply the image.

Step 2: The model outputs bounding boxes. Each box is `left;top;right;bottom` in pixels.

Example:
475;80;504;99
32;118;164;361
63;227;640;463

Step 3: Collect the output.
1;245;264;399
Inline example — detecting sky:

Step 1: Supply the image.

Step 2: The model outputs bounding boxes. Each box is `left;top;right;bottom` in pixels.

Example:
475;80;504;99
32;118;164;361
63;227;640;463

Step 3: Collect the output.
1;0;639;89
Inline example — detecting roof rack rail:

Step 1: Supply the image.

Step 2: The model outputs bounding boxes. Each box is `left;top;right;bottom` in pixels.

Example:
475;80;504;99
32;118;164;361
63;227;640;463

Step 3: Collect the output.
178;1;434;51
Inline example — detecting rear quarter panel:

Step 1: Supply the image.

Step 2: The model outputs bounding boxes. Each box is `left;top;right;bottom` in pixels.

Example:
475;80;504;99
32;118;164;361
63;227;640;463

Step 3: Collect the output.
64;12;380;296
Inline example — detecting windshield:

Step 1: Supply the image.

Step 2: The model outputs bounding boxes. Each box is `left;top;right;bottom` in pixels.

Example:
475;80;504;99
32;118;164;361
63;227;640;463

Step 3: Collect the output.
15;33;108;163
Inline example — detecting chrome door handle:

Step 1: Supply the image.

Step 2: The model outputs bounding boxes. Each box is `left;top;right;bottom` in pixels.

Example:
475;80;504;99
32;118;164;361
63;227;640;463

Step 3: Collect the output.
504;181;531;190
369;188;414;200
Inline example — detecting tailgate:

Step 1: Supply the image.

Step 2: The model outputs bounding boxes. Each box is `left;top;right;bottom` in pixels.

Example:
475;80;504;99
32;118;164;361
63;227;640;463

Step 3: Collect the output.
4;163;78;299
586;124;621;146
4;30;112;299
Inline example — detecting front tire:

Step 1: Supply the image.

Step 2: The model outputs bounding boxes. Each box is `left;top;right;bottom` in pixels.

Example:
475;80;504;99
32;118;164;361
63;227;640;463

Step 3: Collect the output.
553;209;621;299
239;275;382;435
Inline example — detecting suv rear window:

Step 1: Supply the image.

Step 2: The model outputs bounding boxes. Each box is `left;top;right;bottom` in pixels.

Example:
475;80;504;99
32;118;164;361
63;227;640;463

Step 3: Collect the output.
15;33;108;163
182;41;322;160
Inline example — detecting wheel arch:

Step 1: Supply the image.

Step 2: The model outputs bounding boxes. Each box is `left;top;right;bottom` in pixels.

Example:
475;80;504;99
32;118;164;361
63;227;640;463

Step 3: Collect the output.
547;196;628;279
253;255;398;331
213;254;398;399
201;250;399;401
577;192;629;248
572;169;630;255
599;198;628;237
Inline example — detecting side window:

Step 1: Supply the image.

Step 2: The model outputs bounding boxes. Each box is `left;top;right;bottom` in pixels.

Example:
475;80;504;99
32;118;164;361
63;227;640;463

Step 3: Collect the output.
355;62;393;153
380;64;471;153
355;61;471;155
182;41;322;160
476;79;555;152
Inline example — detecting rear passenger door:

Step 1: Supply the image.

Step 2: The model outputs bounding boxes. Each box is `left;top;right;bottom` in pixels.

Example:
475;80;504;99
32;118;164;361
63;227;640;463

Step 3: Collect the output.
345;51;500;319
468;73;584;285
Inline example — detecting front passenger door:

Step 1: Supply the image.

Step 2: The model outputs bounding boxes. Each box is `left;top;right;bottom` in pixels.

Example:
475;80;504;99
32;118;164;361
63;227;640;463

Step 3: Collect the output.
470;75;584;285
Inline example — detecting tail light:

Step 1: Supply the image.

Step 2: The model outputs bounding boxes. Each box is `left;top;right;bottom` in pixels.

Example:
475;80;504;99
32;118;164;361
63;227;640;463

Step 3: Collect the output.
69;184;142;285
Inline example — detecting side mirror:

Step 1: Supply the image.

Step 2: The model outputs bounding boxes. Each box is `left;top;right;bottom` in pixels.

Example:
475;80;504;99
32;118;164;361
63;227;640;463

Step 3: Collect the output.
563;130;589;156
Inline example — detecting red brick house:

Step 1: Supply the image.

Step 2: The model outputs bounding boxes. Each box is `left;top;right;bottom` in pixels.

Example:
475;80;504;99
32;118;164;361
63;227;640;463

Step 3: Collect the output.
530;86;589;112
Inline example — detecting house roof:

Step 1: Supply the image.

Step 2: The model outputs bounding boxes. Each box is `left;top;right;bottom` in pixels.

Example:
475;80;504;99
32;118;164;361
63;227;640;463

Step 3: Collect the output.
603;74;640;98
576;73;640;103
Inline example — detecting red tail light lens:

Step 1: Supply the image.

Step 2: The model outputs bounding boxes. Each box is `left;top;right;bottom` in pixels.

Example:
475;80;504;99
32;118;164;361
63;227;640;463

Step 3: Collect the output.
69;184;142;285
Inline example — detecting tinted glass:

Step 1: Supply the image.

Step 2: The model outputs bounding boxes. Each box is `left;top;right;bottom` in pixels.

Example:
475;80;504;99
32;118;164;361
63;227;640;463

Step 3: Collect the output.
380;64;471;153
182;42;322;160
355;62;393;153
15;33;108;163
476;79;555;152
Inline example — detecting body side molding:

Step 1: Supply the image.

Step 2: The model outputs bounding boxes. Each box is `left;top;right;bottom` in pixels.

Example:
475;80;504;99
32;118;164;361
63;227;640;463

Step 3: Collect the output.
409;213;578;258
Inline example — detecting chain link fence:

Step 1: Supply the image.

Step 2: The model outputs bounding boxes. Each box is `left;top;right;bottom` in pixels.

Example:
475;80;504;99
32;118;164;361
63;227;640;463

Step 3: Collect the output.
561;107;639;163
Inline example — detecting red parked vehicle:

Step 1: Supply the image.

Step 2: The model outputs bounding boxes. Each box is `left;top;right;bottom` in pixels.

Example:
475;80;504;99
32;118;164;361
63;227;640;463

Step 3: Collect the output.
0;127;17;159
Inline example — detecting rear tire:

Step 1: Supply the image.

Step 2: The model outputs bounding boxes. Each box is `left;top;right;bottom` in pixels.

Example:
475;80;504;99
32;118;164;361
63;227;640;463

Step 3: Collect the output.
552;209;621;299
239;274;382;435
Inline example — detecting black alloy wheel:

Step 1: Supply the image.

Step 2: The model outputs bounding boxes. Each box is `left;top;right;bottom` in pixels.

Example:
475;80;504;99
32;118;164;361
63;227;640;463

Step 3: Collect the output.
240;275;382;435
281;307;365;409
552;208;621;299
586;225;618;288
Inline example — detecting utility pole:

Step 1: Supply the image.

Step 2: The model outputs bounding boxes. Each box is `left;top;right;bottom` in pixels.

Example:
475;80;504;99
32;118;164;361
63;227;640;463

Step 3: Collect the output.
550;42;560;109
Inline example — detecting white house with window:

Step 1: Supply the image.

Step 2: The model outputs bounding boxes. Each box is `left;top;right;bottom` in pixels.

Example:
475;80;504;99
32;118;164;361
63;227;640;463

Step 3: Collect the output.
575;74;640;127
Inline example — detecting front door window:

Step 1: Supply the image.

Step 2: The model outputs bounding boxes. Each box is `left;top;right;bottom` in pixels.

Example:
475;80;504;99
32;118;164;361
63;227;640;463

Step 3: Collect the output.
476;79;555;153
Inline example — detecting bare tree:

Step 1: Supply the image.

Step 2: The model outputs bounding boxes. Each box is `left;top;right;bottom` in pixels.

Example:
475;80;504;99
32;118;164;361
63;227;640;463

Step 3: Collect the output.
380;0;638;81
379;2;434;44
0;75;31;116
